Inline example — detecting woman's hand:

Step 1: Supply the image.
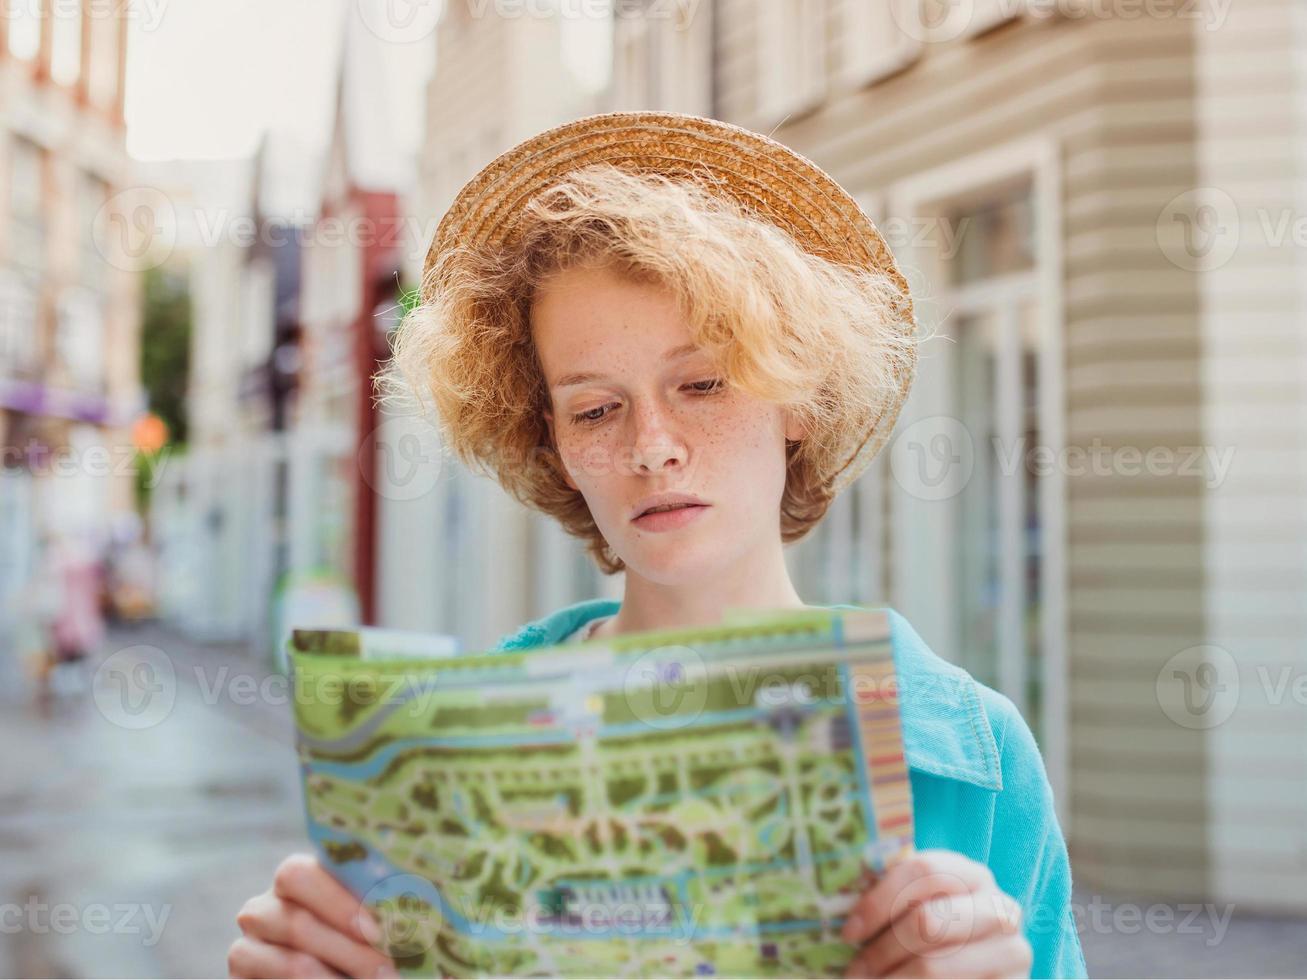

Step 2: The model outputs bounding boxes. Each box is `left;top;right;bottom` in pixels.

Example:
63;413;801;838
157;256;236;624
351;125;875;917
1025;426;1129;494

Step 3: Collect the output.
228;853;399;979
840;849;1033;979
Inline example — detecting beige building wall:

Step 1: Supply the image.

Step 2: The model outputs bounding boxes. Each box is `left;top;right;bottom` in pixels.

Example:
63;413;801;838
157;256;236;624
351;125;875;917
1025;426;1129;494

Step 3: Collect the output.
1191;0;1307;910
712;0;1306;910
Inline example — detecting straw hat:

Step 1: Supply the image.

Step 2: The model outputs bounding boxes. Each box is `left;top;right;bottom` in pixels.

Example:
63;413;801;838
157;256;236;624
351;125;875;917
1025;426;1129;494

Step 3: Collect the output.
422;110;917;497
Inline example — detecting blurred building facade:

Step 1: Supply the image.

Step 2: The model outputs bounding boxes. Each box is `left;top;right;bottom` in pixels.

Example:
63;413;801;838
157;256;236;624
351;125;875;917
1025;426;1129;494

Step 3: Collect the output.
698;0;1304;912
0;2;140;650
148;12;416;656
296;14;410;628
139;153;293;647
375;0;625;651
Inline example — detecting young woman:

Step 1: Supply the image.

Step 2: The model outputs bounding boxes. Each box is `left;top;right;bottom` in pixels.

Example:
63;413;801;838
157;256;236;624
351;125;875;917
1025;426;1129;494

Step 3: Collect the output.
228;113;1086;980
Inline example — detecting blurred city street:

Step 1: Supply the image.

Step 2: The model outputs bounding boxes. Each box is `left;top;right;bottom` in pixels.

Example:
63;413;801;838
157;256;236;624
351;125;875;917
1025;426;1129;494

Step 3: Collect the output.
0;624;305;978
3;0;1306;976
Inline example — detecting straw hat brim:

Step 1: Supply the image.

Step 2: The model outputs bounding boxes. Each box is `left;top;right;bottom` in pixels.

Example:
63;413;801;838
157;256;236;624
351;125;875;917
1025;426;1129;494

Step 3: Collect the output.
423;110;916;496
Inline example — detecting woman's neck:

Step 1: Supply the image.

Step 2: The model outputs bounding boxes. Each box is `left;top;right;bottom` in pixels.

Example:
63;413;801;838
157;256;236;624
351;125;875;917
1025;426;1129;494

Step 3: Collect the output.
595;545;810;639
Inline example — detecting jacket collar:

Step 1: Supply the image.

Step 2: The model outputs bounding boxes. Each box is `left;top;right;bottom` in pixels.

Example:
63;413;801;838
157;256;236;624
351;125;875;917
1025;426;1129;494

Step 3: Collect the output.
494;599;1001;792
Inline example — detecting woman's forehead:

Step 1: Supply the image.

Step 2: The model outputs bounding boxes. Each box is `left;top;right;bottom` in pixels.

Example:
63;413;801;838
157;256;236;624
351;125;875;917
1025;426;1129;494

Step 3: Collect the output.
531;266;704;375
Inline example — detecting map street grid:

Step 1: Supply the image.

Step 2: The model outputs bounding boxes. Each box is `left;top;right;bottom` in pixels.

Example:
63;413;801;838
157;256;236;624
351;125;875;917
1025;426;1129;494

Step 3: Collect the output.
289;608;915;978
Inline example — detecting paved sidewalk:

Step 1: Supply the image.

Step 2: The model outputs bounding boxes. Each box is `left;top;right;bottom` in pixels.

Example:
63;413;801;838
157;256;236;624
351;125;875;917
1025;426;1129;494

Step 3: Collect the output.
1073;885;1307;977
0;621;307;978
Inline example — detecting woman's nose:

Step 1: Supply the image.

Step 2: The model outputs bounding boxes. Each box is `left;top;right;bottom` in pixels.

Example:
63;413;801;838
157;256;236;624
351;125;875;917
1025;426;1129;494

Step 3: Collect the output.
628;401;687;474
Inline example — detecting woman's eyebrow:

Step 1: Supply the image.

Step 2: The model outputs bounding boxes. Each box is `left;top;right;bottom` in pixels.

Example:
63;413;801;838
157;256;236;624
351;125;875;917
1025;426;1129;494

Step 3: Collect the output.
551;343;702;389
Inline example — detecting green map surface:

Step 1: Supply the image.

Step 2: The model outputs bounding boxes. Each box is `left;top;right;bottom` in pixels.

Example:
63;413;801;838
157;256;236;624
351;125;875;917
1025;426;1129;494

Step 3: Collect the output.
289;607;914;978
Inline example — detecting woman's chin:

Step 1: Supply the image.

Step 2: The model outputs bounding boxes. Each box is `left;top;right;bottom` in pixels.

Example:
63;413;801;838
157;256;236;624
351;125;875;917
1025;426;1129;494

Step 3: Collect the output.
619;534;729;585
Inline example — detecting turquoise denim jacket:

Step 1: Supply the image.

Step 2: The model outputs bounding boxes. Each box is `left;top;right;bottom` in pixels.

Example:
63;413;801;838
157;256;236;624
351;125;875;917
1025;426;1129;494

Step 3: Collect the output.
494;599;1089;979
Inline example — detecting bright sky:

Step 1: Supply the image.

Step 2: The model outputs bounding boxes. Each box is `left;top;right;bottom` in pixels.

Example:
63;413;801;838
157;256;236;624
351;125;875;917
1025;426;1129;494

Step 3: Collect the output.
123;0;434;213
125;0;343;160
122;0;612;215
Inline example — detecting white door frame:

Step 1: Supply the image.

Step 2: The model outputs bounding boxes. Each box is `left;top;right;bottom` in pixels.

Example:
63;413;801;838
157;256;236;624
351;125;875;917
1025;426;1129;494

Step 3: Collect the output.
887;137;1069;825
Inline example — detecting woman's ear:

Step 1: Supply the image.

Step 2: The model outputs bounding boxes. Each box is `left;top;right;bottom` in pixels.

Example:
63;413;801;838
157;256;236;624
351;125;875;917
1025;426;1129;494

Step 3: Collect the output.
543;407;580;492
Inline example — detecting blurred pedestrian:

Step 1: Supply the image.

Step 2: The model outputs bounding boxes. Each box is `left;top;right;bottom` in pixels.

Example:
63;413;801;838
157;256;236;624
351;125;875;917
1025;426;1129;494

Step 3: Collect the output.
51;533;106;664
25;532;106;701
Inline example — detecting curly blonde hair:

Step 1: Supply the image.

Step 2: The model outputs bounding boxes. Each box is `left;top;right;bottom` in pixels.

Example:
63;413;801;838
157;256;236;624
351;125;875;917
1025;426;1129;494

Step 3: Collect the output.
378;163;917;575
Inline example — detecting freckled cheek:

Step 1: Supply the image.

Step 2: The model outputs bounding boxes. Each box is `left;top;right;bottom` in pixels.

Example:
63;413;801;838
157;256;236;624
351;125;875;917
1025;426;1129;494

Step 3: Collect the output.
710;410;778;466
558;432;616;485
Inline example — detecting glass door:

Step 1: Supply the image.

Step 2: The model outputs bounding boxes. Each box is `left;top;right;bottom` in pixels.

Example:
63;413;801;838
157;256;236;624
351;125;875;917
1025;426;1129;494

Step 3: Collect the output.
892;176;1050;737
944;285;1043;735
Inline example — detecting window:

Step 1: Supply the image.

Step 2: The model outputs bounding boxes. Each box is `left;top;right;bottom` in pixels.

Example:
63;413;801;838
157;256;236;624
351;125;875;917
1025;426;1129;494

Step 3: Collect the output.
613;14;651;107
9;138;46;277
78;172;109;290
947;291;1043;721
7;0;41;60
756;0;826;125
55;286;104;392
87;7;120;110
50;1;82;87
611;1;711;114
887;160;1059;761
0;271;39;375
839;0;921;88
947;180;1035;285
652;0;712;114
560;0;613;96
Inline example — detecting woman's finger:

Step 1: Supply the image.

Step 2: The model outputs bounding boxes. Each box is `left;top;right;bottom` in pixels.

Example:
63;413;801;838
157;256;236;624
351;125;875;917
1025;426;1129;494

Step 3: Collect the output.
272;853;385;948
228;934;347;979
239;893;397;980
879;930;1033;979
844;888;1024;978
841;849;996;945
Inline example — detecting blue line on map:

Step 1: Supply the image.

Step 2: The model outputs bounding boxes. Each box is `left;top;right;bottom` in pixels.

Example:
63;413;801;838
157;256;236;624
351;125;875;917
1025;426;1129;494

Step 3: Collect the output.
306;703;845;781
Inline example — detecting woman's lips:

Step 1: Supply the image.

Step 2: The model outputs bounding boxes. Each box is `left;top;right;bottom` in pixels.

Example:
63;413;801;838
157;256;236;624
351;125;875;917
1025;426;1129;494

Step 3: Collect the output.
631;503;710;532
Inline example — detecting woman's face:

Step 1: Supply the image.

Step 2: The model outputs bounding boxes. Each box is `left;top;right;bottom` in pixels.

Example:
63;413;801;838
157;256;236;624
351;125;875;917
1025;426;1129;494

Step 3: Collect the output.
532;261;804;584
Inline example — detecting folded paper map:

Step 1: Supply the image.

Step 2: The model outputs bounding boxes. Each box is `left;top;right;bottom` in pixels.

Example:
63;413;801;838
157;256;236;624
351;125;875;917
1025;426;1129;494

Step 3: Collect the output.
288;607;915;978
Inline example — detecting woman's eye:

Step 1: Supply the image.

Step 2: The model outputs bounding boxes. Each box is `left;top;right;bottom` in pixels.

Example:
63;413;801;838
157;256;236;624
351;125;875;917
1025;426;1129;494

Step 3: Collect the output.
569;381;723;427
686;378;726;394
571;404;614;426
